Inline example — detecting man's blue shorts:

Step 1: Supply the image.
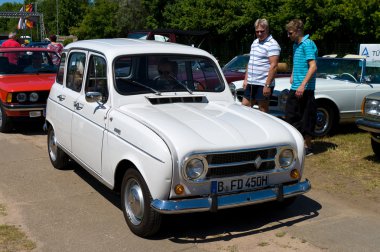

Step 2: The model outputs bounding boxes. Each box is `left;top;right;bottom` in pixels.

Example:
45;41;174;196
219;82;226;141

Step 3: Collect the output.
243;84;273;101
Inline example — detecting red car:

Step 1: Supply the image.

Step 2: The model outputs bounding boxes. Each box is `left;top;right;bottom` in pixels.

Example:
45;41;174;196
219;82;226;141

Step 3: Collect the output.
0;47;59;132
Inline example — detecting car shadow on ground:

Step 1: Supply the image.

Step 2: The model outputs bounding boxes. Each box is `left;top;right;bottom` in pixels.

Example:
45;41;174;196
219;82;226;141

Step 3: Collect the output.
6;119;46;135
70;163;321;241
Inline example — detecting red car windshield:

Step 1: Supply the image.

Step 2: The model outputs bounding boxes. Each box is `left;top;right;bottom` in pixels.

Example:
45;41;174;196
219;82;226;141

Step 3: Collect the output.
0;51;59;74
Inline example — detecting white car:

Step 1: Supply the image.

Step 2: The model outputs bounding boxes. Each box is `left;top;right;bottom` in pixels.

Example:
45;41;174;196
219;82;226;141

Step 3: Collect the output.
45;38;310;237
231;57;380;136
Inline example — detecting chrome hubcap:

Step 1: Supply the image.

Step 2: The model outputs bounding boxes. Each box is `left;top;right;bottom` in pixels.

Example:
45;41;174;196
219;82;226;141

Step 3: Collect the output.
124;178;144;225
48;130;58;161
315;108;329;134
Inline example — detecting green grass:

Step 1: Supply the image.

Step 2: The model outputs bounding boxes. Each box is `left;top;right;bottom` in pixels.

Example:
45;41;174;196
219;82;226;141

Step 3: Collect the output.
305;126;380;200
0;204;36;252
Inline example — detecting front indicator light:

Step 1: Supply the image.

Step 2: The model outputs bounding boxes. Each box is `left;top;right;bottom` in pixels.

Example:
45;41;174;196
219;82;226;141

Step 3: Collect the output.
6;93;12;103
175;184;184;195
290;169;300;179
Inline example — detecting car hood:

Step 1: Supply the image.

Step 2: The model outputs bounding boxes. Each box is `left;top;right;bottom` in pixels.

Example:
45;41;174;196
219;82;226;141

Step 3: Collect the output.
118;101;299;155
0;74;56;92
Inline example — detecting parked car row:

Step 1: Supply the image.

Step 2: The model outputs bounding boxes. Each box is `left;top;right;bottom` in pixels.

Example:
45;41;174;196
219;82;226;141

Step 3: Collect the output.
1;38;379;238
231;56;380;137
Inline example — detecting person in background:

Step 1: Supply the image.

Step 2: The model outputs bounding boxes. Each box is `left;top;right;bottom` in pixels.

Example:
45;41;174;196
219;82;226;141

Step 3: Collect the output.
1;32;21;65
47;34;63;65
285;19;318;156
242;18;281;112
1;32;21;48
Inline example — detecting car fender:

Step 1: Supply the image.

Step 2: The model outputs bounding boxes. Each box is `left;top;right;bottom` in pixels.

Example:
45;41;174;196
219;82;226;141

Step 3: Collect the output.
101;109;173;200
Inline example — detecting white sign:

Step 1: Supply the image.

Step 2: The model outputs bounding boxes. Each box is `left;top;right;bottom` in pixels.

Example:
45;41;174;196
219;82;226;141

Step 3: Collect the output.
359;44;380;61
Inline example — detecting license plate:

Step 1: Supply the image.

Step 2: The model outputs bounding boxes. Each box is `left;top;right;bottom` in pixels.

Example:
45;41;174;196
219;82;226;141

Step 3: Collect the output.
29;111;42;117
211;175;268;194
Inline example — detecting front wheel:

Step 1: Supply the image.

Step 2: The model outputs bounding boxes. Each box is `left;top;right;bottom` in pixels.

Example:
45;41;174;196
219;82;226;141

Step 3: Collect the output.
121;169;162;237
47;126;69;169
371;136;380;158
314;104;335;137
0;105;13;133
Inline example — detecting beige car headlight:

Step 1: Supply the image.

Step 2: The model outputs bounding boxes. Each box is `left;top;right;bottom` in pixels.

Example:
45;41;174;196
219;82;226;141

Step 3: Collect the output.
364;99;380;116
183;156;208;181
278;148;294;168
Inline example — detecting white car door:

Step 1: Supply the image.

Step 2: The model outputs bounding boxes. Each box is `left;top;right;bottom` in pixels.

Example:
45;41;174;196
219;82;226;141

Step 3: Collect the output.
48;51;83;152
71;53;110;175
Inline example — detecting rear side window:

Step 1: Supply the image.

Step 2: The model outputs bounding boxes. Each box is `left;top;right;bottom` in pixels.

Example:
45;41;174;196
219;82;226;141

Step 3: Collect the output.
56;53;66;85
66;52;86;92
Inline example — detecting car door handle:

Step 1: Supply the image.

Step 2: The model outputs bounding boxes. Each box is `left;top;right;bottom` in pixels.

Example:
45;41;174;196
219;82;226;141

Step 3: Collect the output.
73;101;84;110
57;95;66;101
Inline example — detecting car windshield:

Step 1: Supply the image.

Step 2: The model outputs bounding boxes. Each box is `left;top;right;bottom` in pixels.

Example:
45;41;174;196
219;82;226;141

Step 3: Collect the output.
316;58;365;83
0;51;59;74
114;54;225;95
222;55;249;72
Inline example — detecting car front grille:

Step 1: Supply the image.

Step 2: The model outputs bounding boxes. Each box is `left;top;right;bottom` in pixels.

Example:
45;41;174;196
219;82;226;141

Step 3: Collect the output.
205;148;277;179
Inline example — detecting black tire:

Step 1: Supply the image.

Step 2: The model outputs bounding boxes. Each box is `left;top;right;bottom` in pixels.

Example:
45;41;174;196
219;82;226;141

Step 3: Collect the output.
47;126;69;169
314;104;335;137
121;169;162;237
0;105;13;133
371;136;380;158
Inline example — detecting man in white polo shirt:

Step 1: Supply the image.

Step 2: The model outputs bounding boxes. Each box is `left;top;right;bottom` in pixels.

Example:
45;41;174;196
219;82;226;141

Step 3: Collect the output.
242;19;281;112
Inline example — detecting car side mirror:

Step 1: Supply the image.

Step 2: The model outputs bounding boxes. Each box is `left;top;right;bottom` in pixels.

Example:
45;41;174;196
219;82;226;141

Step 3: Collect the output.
85;91;103;103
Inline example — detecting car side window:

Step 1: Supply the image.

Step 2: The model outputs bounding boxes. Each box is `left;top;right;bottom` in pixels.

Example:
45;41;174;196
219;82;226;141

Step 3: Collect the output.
66;52;86;92
56;53;66;85
85;55;108;102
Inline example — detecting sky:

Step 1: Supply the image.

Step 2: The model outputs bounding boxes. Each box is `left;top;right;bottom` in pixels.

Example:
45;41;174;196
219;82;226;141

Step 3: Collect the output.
0;0;23;4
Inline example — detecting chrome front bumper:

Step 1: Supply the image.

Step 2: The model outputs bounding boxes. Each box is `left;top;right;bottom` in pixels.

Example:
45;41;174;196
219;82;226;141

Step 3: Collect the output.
151;179;311;214
356;118;380;134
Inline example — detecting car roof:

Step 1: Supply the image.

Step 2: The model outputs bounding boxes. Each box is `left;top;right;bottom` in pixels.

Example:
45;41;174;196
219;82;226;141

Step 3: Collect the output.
64;38;214;59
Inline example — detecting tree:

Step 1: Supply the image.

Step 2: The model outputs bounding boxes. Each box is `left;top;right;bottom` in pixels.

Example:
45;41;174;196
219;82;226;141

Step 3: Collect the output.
70;0;118;39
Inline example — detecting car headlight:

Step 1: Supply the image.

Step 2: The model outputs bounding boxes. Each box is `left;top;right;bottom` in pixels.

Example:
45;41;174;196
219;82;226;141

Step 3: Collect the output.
278;148;294;168
16;93;27;102
363;99;380;116
29;92;39;102
183;156;208;180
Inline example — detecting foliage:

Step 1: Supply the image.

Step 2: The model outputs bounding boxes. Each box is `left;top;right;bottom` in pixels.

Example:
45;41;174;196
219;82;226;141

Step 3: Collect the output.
70;0;118;39
62;37;73;46
0;0;379;61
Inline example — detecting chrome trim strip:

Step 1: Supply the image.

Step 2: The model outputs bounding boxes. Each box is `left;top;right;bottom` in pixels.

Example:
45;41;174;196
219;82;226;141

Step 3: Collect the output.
151;179;311;214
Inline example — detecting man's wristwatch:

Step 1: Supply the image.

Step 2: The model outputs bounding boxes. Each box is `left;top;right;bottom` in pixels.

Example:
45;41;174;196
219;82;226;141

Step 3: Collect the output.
264;84;271;88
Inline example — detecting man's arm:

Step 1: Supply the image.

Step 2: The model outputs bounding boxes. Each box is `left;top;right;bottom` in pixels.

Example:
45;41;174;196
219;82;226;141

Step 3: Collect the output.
265;55;279;86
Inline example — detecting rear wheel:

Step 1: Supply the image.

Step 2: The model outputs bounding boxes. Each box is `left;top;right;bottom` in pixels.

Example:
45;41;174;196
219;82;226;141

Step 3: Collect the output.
121;169;162;237
47;126;69;169
314;104;335;137
371;135;380;158
0;105;13;133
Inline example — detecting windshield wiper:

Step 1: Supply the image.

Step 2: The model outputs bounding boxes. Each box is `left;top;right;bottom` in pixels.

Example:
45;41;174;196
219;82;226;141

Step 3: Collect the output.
168;75;193;94
124;79;161;95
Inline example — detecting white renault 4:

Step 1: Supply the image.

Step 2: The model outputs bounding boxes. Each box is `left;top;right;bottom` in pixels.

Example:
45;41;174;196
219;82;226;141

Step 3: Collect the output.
45;38;311;237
